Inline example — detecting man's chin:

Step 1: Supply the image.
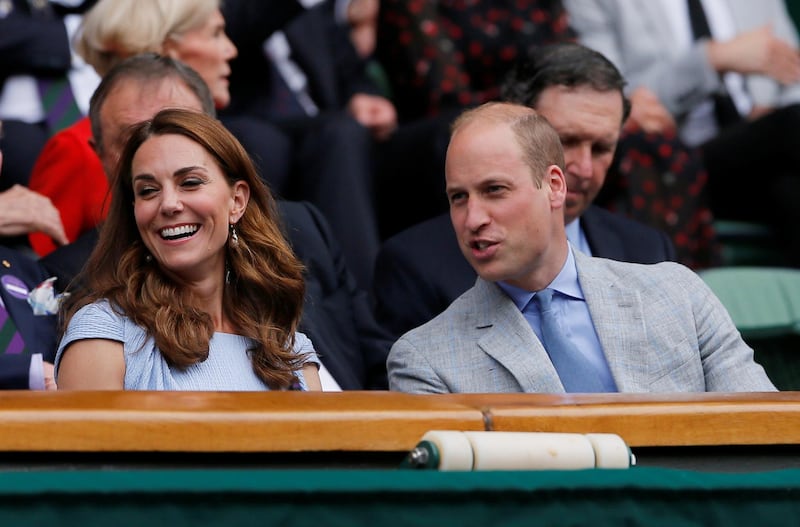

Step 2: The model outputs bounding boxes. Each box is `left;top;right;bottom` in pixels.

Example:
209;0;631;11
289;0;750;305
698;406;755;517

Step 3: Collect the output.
472;262;508;284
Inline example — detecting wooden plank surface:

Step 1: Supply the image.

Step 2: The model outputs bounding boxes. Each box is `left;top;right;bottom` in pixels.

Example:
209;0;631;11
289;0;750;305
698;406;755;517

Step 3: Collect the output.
1;391;799;453
0;391;485;452
440;392;800;446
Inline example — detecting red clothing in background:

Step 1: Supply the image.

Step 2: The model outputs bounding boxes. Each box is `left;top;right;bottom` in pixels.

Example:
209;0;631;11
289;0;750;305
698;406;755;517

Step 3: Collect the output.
28;118;108;256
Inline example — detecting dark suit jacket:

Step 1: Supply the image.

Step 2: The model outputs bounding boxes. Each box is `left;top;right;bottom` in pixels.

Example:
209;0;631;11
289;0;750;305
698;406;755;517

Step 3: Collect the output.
0;0;72;79
0;246;58;389
0;0;95;191
281;201;392;389
42;201;392;390
373;206;677;339
223;0;378;119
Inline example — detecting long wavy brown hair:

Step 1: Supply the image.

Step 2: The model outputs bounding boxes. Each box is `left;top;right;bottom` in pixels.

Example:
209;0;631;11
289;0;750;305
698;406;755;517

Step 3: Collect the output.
60;109;307;389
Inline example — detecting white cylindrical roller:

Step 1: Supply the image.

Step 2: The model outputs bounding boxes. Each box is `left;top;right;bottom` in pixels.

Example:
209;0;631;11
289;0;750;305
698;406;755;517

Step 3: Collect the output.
420;430;474;471
585;433;634;468
463;431;597;471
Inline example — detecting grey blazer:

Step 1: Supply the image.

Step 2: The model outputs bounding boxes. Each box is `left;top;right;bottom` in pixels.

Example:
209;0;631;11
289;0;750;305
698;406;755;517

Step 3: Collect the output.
564;0;800;118
387;250;776;394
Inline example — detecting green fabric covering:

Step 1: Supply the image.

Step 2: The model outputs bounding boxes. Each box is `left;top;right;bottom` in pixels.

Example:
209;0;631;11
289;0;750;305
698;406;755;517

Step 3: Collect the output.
700;267;800;339
786;0;800;30
713;220;785;266
700;267;800;389
2;468;800;526
752;335;800;390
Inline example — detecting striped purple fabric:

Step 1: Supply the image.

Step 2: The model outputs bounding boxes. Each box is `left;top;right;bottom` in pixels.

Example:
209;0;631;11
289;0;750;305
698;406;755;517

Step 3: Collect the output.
0;304;26;355
37;76;82;135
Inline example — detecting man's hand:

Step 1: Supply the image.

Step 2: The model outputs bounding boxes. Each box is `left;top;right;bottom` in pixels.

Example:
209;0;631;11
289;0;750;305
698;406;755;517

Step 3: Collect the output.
347;93;398;141
43;361;57;391
346;0;379;58
0;184;68;245
707;25;800;85
625;87;677;134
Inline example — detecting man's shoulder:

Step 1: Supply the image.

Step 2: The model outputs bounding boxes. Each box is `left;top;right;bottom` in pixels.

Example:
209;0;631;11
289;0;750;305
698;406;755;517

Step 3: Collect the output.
582;205;675;263
583;206;659;234
577;250;699;289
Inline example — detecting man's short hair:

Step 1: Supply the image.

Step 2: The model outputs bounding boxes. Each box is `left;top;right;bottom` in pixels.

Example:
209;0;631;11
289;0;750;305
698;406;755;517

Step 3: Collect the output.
88;53;216;155
451;102;564;188
501;42;631;122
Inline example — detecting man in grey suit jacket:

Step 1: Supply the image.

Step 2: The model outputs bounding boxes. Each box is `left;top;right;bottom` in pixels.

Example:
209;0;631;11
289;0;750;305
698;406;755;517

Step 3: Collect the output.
565;0;800;266
387;101;775;394
374;43;677;340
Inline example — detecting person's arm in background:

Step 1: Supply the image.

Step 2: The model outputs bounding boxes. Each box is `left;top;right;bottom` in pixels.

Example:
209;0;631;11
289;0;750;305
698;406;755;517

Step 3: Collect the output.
705;6;800;114
0;150;68;247
337;0;378;59
313;2;398;141
0;185;67;246
624;87;677;134
565;0;800;117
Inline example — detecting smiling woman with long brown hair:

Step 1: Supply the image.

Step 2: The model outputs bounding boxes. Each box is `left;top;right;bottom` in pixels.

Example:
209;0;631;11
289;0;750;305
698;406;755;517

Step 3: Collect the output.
55;109;321;391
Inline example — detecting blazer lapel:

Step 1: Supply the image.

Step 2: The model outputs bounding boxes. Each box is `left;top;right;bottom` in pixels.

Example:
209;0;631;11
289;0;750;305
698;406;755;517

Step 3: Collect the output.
574;251;651;391
471;279;565;393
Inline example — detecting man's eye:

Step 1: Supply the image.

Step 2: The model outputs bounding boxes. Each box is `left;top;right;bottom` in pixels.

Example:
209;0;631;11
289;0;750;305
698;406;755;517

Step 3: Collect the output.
593;144;614;155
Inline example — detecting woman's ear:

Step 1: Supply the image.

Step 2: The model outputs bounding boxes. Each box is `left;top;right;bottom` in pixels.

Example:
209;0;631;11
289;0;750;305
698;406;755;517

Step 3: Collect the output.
161;38;182;59
229;180;250;223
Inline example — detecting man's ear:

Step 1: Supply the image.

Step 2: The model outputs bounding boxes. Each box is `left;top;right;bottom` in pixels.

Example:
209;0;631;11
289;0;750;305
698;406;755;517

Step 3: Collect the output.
229;180;250;223
546;164;567;209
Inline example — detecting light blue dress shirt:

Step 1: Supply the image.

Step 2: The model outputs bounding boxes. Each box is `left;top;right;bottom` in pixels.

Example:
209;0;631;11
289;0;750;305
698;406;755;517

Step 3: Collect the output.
565;218;592;256
498;245;618;392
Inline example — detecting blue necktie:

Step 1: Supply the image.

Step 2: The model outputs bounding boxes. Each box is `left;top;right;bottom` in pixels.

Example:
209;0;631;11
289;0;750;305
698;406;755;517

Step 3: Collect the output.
532;289;606;393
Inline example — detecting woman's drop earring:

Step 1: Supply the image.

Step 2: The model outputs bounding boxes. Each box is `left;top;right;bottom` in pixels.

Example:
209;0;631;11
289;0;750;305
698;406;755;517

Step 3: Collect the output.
229;223;239;248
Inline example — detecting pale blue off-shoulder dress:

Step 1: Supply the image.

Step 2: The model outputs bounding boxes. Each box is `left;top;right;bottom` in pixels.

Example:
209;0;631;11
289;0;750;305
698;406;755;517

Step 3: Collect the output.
55;300;320;390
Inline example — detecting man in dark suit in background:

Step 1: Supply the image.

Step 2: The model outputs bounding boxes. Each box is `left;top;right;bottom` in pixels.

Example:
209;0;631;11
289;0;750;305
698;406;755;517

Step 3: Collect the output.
373;43;677;339
222;0;387;290
0;246;57;389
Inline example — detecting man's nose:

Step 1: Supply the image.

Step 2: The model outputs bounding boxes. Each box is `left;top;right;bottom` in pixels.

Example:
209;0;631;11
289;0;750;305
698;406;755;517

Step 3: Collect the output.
568;144;593;179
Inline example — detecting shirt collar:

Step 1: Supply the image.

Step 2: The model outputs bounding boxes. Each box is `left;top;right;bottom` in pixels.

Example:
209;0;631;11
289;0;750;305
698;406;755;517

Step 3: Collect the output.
498;244;585;312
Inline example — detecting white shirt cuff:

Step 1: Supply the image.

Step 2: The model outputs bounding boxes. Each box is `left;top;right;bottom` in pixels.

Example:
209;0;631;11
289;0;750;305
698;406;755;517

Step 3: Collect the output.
28;353;45;391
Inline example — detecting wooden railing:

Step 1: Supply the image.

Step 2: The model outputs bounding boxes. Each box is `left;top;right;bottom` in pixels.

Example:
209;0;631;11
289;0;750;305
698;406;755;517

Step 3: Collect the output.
1;391;798;453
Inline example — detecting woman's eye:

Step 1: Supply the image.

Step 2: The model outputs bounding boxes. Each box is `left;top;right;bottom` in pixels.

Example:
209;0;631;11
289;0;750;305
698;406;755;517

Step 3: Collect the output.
181;178;203;188
135;187;157;198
